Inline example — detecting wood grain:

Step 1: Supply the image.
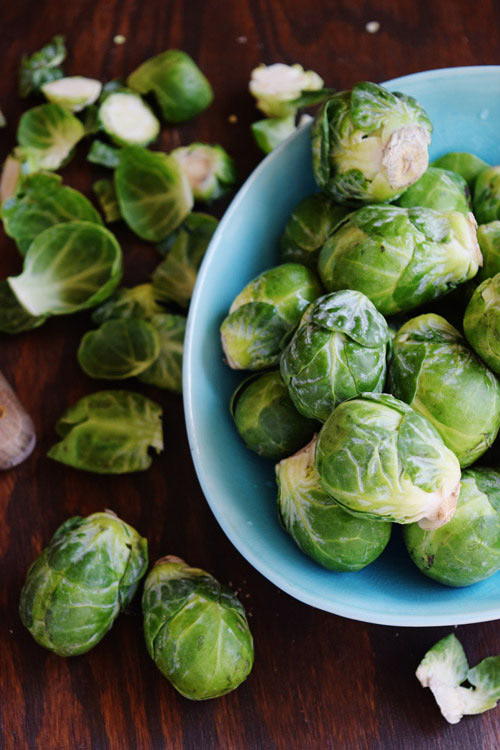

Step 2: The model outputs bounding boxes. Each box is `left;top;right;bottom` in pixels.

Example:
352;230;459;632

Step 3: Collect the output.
2;1;500;748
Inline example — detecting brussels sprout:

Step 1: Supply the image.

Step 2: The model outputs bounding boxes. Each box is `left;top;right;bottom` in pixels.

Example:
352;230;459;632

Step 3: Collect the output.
92;283;163;324
281;290;390;422
93;179;121;223
473;166;500;224
318;205;482;315
417;634;500;724
127;50;213;123
18;35;66;98
152;213;218;308
87;140;121;168
138;313;186;392
389;314;500;467
396;167;470;214
142;556;254;699
475;221;500;284
431;151;489;190
220;263;322;370
230;371;316;459
249;63;325;118
78;318;160;380
251;116;296;154
0;280;46;334
2;172;103;255
279;193;349;267
98;91;160;147
0;154;23;206
463;273;500;374
19;510;148;656
315;393;461;528
276;437;391;570
8;221;122;317
17;103;84;172
115;146;193;242
171;143;236;202
311;82;432;204
47;390;163;473
41;76;102;112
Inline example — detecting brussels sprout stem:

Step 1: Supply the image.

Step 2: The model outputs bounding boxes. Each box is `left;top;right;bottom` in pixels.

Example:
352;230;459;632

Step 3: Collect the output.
382;124;430;190
418;482;460;530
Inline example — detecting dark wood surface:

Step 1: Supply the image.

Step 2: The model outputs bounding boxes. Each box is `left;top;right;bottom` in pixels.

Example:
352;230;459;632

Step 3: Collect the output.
2;1;500;748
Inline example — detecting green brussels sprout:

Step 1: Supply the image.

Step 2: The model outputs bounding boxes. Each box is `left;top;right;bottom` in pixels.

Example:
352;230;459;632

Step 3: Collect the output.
17;103;84;172
251;116;296;154
281;290;390;421
93;179;121;223
142;556;254;700
473;166;500;224
171;144;236;202
431;151;489;190
127;50;213;123
249;63;325;119
230;371;316;459
276;437;391;570
389;314;500;467
220;263;322;370
315;393;461;528
475;221;500;284
1;172;103;255
92;283;163;324
152;213;218;308
318;205;482;315
405;468;500;587
396;167;470;214
18;35;66;98
87;140;121;169
41;76;102;112
463;273;500;374
19;510;148;656
311;81;432;204
279;193;349;267
138;313;186;393
78;318;160;380
47;390;163;473
0;280;46;334
98;91;160;147
115;146;193;242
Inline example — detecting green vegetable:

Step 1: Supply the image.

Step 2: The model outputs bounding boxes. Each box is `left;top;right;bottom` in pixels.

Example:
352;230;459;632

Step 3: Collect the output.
0;280;46;334
315;393;461;528
142;556;254;699
87;140;121;168
93;179;121;223
431;151;489;190
476;221;500;284
230;371;316;459
251;116;296;154
249;63;325;118
18;35;66;98
0;109;6;128
171;143;236;202
98;91;160;147
92;283;163;324
78;318;160;379
138;313;186;393
41;76;102;112
48;390;163;473
127;50;213;123
318;205;482;315
2;172;103;255
396;167;470;214
19;510;148;656
463;273;500;374
17;103;84;171
473;166;500;224
115;146;193;242
277;437;391;570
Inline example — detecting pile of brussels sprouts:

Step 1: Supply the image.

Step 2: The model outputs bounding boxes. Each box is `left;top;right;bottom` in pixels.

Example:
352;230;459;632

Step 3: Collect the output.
222;79;500;588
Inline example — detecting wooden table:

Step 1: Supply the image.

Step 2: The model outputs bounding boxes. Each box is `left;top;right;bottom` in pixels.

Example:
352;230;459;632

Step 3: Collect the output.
2;1;500;747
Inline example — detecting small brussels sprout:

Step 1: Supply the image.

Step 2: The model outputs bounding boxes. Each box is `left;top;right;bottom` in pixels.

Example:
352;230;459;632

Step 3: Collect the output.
475;221;500;284
220;263;322;370
249;63;325;118
171;143;236;202
47;390;163;473
127;50;213;123
281;290;390;421
142;556;254;700
138;313;186;393
279;193;349;267
473;166;500;224
19;510;148;656
230;371;316;459
78;318;160;380
319;205;482;315
87;140;121;168
18;35;66;98
8;221;122;317
463;273;500;374
315;393;461;528
396;167;470;214
405;468;500;587
0;281;46;334
41;76;102;112
17;103;84;172
417;634;500;724
92;283;163;324
93;178;121;223
251;116;296;154
115;146;193;242
389;314;500;467
277;437;391;570
98;91;160;147
2;172;103;255
311;82;432;204
431;151;489;190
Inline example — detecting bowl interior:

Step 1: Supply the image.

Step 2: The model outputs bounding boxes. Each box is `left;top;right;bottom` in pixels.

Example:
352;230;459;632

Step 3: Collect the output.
184;67;500;626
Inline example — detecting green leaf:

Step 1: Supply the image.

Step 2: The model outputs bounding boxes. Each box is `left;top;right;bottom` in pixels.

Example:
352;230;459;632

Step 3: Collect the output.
87;140;121;168
18;35;66;98
98;91;160;147
92;283;163;324
0;280;47;334
138;313;186;392
171;143;236;202
251;116;296;154
93;178;121;223
17;103;84;171
78;318;160;379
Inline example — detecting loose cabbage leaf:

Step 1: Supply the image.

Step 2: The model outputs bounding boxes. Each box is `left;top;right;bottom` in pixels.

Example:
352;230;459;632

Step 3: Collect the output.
19;35;66;98
17;103;84;171
78;318;160;379
138;313;186;392
93;179;121;223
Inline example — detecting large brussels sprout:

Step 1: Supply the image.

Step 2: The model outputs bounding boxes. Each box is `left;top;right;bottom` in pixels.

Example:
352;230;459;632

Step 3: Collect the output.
78;318;160;380
171;144;236;202
220;263;322;370
311;81;432;204
138;313;186;393
473;166;500;224
142;556;254;700
249;63;325;118
19;510;148;656
396;167;470;214
475;221;500;284
315;393;461;528
389;314;500;467
230;371;316;459
276;437;391;570
281;290;390;421
92;283;163;324
17;103;84;171
404;468;500;587
463;273;500;374
18;35;66;98
318;205;481;315
431;151;489;190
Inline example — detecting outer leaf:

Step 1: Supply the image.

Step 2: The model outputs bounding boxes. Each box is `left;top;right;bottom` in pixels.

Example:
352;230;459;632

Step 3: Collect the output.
431;151;489;190
474;166;500;224
251;116;296;154
78;318;160;379
18;35;66;98
17;103;84;171
138;313;186;392
87;140;121;168
279;193;349;267
397;167;470;214
92;283;163;324
92;178;121;223
464;274;500;374
0;280;47;334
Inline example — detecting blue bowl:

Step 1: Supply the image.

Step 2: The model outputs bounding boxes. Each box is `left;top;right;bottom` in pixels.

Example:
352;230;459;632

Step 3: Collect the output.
184;67;500;626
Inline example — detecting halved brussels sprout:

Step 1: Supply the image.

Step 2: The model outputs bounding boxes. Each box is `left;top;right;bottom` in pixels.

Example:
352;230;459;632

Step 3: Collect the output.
78;318;160;380
138;313;186;393
249;63;325;118
473;166;500;224
396;167;470;214
431;151;489;190
41;76;102;112
92;283;163;324
98;91;160;147
277;437;391;570
87;140;121;168
315;393;461;528
19;510;148;656
281;290;390;421
463;273;500;374
0;280;46;334
319;205;482;315
19;35;66;98
251;116;296;154
17;103;84;171
279;193;349;267
476;221;500;284
142;556;254;699
171;143;236;202
230;371;316;459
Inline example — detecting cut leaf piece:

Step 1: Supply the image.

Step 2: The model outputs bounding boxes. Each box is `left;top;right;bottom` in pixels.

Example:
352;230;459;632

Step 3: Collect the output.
0;281;47;334
78;318;160;379
41;76;102;112
138;313;186;392
251;116;296;154
18;35;66;98
92;283;163;324
93;179;121;223
17;103;84;171
171;143;236;202
87;140;121;168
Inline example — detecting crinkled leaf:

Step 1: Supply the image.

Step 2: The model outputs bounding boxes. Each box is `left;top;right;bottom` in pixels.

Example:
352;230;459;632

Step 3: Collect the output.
78;318;160;379
138;313;186;392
